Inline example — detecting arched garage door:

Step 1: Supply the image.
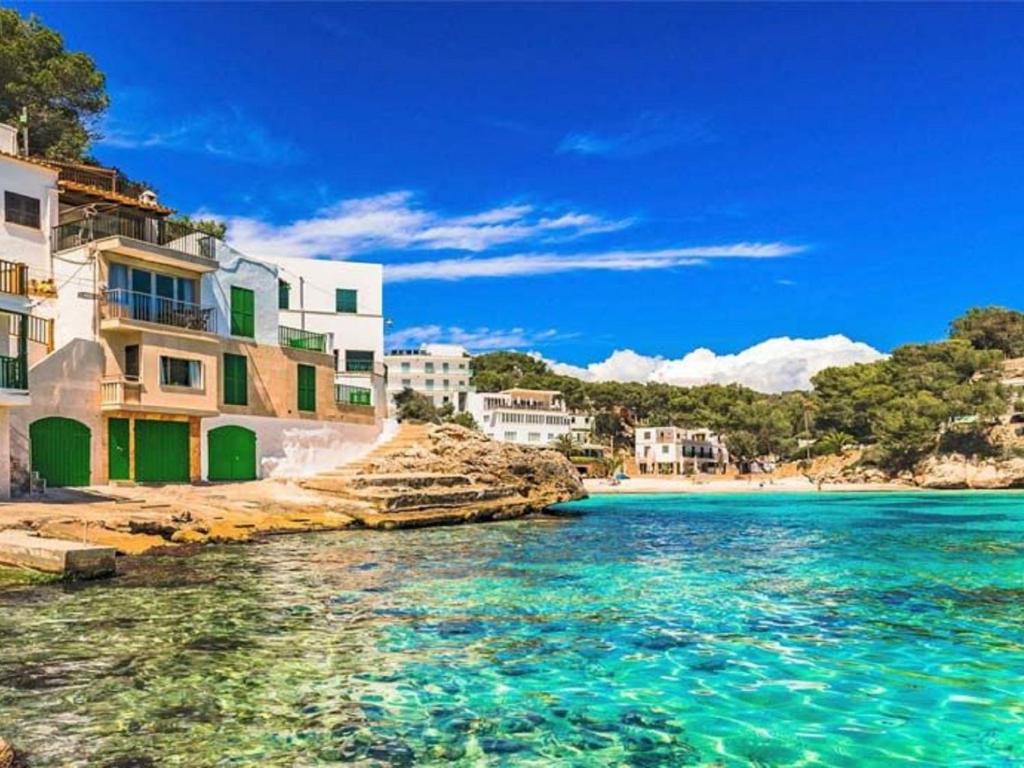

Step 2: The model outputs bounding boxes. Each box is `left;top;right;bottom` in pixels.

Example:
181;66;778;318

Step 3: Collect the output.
30;417;91;487
207;425;257;481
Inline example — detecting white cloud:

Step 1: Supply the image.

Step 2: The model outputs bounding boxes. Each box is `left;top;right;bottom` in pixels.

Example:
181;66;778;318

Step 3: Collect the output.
383;242;804;282
101;104;301;166
386;324;562;352
540;335;885;393
211;191;632;260
558;112;715;158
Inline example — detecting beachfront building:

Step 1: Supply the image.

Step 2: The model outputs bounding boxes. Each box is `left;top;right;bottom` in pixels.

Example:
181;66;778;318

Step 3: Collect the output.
262;255;387;419
634;426;729;475
0;131;384;491
467;388;572;446
384;343;473;415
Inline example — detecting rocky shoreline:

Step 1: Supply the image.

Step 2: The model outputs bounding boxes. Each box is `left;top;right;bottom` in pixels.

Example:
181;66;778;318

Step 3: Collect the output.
0;423;586;562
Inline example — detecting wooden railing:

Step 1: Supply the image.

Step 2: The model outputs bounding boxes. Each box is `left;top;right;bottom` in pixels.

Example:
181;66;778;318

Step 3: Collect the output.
101;289;216;333
279;325;328;353
101;376;142;407
5;314;52;352
0;259;28;296
52;213;216;260
49;160;148;199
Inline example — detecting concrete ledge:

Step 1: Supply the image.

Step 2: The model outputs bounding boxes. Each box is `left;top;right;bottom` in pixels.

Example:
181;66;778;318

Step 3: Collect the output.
0;529;117;579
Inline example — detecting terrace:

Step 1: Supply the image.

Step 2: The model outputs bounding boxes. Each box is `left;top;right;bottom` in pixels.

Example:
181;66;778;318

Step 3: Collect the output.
52;212;217;264
100;289;216;334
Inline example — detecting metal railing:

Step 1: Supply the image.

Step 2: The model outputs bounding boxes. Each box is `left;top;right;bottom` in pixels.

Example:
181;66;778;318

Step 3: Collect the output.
101;376;142;407
101;289;216;333
0;355;27;390
279;325;328;353
344;359;375;373
52;213;216;260
0;259;28;296
335;384;373;407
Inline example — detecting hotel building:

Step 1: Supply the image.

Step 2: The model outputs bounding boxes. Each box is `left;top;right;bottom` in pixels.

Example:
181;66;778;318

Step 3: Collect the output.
467;388;572;446
384;343;473;414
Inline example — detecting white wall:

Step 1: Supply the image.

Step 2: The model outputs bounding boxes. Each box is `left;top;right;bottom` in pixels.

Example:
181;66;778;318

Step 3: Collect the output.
259;254;384;367
200;413;389;480
466;392;572;446
208;243;279;345
0;155;59;283
43;250;99;349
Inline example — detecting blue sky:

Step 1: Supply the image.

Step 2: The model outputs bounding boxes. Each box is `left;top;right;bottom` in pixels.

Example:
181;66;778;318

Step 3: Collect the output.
18;3;1024;387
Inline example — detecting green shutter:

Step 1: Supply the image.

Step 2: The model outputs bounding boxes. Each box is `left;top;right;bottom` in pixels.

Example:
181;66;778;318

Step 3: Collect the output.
335;288;357;313
278;280;290;309
108;418;130;480
297;364;316;411
223;353;248;406
230;286;255;337
135;420;190;483
30;417;91;487
208;425;257;481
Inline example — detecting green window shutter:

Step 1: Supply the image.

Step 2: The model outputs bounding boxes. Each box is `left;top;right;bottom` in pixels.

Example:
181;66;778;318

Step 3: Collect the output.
230;286;255;337
335;288;357;313
297;364;316;412
278;280;290;310
223;353;248;406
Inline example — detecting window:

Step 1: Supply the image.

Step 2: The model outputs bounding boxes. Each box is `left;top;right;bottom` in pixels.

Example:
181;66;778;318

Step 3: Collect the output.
4;191;40;229
424;362;435;374
528;432;541;443
278;280;290;310
442;362;450;373
223;353;248;406
400;362;410;372
124;345;140;380
297;364;316;411
230;286;255;337
335;288;357;313
504;431;517;441
160;357;202;388
425;379;434;389
345;349;374;372
401;378;412;387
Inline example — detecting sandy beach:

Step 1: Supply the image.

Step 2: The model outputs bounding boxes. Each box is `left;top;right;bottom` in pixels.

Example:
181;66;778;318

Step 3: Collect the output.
584;475;915;495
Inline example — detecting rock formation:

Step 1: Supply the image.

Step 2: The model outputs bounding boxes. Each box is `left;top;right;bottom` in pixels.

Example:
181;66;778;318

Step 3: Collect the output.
301;423;587;528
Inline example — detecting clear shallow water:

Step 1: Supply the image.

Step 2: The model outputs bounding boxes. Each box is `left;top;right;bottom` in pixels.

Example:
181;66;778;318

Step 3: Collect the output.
2;493;1024;767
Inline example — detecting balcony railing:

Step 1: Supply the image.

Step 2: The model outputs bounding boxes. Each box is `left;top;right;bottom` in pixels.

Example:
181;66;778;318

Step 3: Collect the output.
48;160;148;200
0;355;27;390
101;289;216;333
52;213;216;260
335;384;373;407
101;376;142;408
279;325;328;353
345;359;375;373
0;259;28;297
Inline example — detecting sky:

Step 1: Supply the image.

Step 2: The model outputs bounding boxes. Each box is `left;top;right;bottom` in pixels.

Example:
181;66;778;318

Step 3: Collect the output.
16;3;1024;391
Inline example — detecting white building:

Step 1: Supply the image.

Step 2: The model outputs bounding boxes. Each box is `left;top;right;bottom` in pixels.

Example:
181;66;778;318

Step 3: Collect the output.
259;254;386;416
385;343;473;414
635;426;728;475
467;388;572;446
570;412;596;444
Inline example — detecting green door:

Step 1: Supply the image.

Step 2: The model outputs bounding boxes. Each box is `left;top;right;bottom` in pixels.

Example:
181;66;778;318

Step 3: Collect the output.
108;418;130;481
135;420;190;483
207;425;257;481
30;417;91;487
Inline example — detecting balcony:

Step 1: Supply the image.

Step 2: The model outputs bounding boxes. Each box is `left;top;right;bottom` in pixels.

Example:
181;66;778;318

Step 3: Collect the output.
101;289;216;335
52;213;217;264
100;376;142;409
335;384;373;407
279;325;328;353
0;259;28;297
0;355;26;390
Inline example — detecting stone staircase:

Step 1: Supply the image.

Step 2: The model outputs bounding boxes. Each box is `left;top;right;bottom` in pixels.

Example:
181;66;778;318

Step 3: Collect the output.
298;423;573;529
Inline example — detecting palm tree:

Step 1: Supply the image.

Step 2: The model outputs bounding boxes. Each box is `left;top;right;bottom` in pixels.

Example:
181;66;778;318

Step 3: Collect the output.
551;434;577;458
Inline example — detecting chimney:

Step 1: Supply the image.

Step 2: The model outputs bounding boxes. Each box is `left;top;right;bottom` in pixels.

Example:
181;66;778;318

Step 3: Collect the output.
138;189;159;206
0;124;18;155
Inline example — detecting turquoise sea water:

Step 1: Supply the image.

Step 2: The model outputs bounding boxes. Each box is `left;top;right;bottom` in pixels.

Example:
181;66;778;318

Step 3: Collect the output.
2;492;1024;766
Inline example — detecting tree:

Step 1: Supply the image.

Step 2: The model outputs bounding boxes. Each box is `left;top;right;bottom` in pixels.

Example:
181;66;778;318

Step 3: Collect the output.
393;388;439;423
950;306;1024;358
446;411;478;430
815;430;855;456
551;434;577;458
0;8;109;160
170;215;228;240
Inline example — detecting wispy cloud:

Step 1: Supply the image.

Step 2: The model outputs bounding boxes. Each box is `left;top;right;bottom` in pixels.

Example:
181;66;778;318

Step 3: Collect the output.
384;242;805;283
558;112;714;159
212;191;632;259
539;335;885;394
100;94;301;166
386;324;565;352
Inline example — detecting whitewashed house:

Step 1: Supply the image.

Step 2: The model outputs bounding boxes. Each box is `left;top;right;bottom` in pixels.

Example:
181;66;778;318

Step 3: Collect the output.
467;388;572;446
635;426;728;474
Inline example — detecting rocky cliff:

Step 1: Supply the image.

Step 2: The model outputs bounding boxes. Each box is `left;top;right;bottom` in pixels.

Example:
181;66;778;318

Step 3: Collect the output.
808;451;1024;490
301;423;587;528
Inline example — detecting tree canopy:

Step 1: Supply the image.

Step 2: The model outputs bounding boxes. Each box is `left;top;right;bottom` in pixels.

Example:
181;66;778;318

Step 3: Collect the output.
949;306;1024;359
0;8;108;160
